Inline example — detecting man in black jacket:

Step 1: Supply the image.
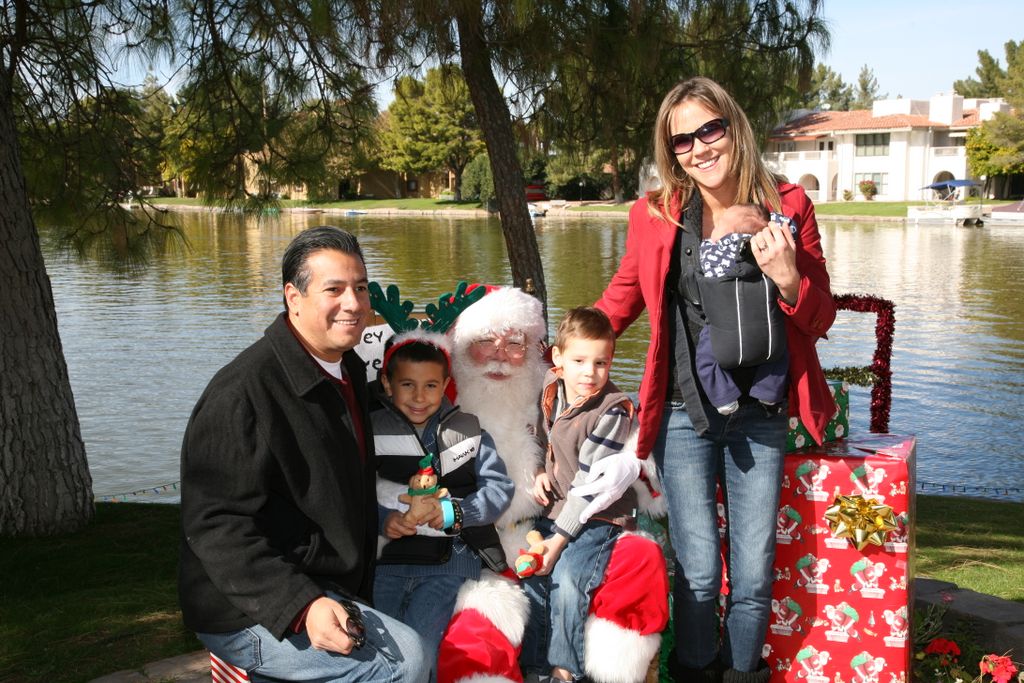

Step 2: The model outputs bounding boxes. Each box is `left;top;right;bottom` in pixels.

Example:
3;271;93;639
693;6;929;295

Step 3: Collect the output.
179;226;427;682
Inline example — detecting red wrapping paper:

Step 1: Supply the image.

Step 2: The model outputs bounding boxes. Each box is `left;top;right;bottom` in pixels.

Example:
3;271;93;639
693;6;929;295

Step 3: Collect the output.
765;434;915;683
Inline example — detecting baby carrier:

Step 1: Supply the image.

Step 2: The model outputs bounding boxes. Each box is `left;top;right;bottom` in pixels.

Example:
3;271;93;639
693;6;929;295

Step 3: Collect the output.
694;213;794;369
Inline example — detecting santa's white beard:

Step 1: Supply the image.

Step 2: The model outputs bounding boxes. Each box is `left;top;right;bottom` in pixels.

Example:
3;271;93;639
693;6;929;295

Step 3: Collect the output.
451;348;547;563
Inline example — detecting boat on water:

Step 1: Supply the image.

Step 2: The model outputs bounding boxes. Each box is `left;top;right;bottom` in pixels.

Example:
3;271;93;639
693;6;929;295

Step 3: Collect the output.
528;203;547;218
907;202;984;225
986;199;1024;226
907;179;984;226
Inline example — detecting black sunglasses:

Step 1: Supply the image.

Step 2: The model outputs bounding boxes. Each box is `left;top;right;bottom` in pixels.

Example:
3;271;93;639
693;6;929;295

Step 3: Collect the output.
338;597;366;649
670;118;730;154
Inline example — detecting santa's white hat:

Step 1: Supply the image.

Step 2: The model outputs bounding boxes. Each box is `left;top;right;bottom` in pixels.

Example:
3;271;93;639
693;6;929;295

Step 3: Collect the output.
450;287;546;347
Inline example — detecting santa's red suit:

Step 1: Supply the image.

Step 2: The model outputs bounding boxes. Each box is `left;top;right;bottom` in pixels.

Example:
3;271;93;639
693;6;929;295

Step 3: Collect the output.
438;287;669;683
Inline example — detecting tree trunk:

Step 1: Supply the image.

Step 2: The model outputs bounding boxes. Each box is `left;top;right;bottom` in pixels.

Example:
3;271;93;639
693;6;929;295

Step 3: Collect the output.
454;2;548;315
452;164;464;202
0;72;94;536
610;142;623;203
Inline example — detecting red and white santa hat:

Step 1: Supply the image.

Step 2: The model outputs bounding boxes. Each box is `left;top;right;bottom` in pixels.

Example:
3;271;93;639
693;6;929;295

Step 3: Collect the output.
381;327;454;375
584;534;669;683
450;286;546;347
437;536;669;683
437;571;530;683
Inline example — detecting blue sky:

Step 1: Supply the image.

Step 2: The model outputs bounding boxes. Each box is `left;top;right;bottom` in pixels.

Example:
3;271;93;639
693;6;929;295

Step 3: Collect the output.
822;1;1024;100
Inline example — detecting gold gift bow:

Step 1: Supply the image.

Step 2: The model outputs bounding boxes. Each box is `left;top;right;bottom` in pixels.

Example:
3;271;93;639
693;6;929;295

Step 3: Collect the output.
824;494;899;551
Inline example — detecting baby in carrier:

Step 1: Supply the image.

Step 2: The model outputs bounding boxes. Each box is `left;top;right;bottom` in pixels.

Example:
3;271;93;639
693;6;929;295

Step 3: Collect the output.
696;203;795;415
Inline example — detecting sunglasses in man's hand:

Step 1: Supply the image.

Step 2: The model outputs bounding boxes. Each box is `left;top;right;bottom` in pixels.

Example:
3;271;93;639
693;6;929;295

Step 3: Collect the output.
338;597;366;649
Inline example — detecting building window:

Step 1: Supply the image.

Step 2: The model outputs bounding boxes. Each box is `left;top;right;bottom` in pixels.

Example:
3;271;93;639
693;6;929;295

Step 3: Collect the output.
818;140;834;151
775;141;796;153
855;133;890;156
854;173;888;195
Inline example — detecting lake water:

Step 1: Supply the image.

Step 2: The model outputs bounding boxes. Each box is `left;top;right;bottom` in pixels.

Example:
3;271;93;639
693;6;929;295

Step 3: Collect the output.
40;210;1024;502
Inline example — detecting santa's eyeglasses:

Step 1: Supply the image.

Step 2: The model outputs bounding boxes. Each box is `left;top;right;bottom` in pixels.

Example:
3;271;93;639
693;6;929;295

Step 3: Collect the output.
470;337;527;359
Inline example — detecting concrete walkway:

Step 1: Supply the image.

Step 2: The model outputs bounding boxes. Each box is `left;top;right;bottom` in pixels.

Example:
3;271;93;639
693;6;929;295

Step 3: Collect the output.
91;650;209;683
90;578;1024;682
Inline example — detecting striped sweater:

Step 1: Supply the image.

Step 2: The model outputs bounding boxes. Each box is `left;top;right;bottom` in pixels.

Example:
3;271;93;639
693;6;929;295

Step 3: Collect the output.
540;369;636;538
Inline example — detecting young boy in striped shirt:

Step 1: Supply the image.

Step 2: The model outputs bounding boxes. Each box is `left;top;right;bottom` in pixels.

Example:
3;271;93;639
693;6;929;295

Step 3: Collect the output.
521;306;637;683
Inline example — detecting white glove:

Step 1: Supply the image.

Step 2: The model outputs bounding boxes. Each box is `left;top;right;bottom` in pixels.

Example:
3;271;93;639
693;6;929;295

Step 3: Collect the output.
570;450;641;524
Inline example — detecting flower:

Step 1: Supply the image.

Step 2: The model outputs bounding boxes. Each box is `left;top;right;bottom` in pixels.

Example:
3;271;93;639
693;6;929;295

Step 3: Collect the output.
914;606;1022;683
928;639;963;656
925;638;962;667
979;654;1019;683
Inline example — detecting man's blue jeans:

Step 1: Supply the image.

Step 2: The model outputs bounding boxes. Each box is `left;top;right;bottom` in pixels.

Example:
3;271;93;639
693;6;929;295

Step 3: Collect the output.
519;517;621;679
197;593;429;683
653;399;786;673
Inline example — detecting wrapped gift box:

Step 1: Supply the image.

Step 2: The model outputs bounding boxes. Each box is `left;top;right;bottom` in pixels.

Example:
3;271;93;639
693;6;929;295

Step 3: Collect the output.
766;434;915;683
786;380;850;452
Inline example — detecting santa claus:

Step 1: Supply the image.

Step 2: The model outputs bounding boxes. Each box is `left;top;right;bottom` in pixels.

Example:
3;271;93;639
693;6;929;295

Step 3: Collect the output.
438;287;669;683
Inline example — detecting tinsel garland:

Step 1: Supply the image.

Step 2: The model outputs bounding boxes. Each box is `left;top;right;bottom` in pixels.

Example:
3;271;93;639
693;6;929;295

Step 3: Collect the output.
825;293;895;433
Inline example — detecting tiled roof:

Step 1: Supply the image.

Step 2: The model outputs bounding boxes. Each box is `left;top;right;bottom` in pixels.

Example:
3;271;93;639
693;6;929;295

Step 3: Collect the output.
771;108;981;139
952;110;980;126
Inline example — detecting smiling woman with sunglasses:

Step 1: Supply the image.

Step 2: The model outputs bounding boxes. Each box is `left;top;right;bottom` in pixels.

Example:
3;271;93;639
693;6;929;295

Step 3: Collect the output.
593;77;837;683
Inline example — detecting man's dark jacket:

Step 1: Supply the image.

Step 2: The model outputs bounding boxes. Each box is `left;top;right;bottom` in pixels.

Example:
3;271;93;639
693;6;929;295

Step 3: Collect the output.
178;312;376;639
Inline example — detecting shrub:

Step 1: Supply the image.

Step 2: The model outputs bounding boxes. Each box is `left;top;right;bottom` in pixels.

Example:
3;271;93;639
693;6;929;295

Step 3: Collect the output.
462;154;494;205
859;179;878;200
843;189;854;201
551;175;605;202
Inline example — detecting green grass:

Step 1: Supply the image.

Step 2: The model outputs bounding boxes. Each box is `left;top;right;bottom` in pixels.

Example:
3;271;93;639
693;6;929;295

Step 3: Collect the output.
814;201;927;217
569;203;632;212
300;197;484;210
148;196;1019;219
0;504;198;683
814;199;1015;217
915;496;1024;602
1;496;1021;682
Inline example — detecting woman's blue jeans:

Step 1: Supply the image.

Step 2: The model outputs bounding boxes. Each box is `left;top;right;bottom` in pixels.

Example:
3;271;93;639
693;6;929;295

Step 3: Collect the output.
653;399;786;672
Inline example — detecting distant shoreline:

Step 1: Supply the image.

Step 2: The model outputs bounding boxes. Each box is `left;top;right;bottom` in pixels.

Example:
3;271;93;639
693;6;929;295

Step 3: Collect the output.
148;201;911;222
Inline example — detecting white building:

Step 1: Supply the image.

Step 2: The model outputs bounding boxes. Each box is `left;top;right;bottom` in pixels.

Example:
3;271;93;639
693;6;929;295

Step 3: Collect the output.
764;93;1010;202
